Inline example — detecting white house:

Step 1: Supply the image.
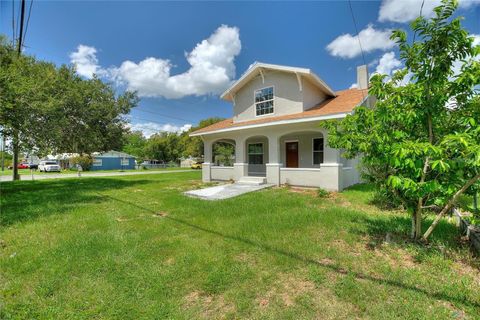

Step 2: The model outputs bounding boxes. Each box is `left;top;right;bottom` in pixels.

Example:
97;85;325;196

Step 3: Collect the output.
190;62;373;191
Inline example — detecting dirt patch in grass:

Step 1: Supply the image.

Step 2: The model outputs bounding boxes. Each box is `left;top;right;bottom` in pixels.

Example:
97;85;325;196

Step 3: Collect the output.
288;187;318;197
115;215;147;222
184;290;235;319
441;301;467;319
371;247;418;269
256;272;360;318
257;273;316;308
152;212;168;218
234;252;256;266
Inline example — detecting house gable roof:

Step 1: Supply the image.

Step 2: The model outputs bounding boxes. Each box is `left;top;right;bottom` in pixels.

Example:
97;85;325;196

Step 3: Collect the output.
191;88;368;136
221;62;337;101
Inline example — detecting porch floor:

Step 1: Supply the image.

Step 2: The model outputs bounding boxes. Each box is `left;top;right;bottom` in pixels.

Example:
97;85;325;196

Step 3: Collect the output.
184;183;273;200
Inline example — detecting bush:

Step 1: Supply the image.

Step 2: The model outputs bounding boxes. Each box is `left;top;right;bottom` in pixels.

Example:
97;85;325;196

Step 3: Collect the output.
317;188;329;198
70;155;93;171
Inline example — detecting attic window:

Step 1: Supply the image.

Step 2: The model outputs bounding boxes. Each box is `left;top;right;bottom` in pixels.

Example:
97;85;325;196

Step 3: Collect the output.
255;86;274;116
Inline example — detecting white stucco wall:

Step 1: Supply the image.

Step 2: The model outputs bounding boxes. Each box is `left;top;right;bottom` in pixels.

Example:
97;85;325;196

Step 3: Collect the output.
280;164;342;190
341;157;361;189
233;71;303;123
302;78;328;110
211;166;235;181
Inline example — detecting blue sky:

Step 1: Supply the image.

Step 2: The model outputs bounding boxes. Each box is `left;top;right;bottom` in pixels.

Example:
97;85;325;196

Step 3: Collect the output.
1;0;479;137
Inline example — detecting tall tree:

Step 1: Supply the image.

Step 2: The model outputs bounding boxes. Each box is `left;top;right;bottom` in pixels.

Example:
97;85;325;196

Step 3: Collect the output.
180;117;225;158
323;0;480;240
122;130;147;159
0;36;138;179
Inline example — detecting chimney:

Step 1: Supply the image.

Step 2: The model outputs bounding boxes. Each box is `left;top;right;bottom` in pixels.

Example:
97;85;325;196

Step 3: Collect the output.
357;65;369;90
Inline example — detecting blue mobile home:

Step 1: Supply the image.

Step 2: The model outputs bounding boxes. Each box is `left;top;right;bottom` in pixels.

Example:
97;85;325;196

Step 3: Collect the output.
91;151;136;171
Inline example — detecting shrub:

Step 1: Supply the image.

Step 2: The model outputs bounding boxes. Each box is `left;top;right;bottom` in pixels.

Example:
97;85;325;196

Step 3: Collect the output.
70;155;93;171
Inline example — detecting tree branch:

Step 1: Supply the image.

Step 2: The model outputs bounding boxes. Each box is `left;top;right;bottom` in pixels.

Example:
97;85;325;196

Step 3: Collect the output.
422;173;480;240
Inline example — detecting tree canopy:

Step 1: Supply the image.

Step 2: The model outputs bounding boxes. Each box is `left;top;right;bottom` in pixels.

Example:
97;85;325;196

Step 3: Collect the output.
121;117;226;163
0;35;138;179
323;0;480;240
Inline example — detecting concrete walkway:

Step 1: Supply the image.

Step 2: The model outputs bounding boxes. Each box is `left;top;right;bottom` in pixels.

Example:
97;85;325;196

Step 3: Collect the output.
0;169;195;182
184;183;273;200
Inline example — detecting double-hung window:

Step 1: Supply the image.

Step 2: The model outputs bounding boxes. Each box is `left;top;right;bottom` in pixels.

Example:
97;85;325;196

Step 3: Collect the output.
255;86;274;116
248;143;264;164
313;138;324;165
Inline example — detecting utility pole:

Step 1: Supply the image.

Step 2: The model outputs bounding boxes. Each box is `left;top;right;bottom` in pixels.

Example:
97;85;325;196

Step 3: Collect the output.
1;133;5;171
12;0;26;181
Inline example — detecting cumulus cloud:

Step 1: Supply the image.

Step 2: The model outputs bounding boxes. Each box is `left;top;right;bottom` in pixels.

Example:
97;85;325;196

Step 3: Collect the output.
69;45;103;79
128;122;192;138
112;25;241;98
374;51;402;76
326;25;395;59
379;0;480;23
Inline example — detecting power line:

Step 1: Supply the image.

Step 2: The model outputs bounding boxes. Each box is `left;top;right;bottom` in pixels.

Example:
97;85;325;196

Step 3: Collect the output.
134;108;195;123
127;115;189;126
348;0;367;68
347;0;367;99
22;0;33;47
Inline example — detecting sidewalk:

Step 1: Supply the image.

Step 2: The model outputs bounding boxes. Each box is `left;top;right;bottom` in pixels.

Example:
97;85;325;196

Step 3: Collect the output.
0;169;195;182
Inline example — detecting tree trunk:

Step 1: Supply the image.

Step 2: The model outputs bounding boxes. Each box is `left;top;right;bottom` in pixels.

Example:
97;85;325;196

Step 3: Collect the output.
411;208;423;240
422;173;480;240
412;157;429;239
12;131;20;181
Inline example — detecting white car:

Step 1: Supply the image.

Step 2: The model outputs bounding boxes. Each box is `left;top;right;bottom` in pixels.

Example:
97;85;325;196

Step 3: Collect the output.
39;160;61;172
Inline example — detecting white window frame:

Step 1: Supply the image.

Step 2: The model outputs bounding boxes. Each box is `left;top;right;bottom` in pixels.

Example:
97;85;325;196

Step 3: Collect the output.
93;159;103;167
120;158;129;166
312;137;324;166
254;86;275;117
247;142;264;165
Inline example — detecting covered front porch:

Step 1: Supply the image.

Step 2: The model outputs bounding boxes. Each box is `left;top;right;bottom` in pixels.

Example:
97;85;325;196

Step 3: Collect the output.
200;122;360;191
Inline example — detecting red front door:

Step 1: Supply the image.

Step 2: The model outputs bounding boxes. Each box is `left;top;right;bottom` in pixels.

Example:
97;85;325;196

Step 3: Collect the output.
286;142;299;168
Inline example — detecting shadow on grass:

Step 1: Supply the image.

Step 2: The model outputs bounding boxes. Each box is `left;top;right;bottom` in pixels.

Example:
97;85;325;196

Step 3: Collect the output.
103;194;479;310
344;184;463;251
0;178;152;227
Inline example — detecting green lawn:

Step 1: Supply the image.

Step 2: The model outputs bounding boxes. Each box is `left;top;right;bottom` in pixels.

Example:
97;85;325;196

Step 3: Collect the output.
1;172;479;319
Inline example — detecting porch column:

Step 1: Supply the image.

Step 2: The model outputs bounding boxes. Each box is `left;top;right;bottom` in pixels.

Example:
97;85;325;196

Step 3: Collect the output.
266;134;281;185
202;138;212;182
233;137;247;180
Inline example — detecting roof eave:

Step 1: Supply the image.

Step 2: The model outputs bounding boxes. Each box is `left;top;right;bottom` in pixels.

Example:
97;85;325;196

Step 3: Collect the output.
221;62;336;101
189;112;350;137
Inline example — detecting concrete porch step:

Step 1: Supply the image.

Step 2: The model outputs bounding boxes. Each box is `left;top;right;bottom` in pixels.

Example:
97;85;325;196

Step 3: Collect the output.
237;176;266;185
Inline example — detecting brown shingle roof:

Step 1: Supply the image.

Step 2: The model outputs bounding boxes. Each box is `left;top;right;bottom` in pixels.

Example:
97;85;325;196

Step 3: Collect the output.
191;88;367;135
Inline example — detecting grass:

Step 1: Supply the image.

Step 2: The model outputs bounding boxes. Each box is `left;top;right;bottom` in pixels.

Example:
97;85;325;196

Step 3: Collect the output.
0;166;191;176
1;172;479;319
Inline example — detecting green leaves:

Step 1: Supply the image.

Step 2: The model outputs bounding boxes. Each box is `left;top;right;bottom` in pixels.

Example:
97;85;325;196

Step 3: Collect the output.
0;36;139;156
324;0;480;235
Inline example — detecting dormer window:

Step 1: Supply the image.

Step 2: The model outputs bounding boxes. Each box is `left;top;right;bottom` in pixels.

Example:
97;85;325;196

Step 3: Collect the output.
255;86;274;116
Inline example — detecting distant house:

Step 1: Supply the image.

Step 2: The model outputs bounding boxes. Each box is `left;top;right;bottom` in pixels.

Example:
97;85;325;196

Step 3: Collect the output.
91;151;136;170
190;62;374;191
